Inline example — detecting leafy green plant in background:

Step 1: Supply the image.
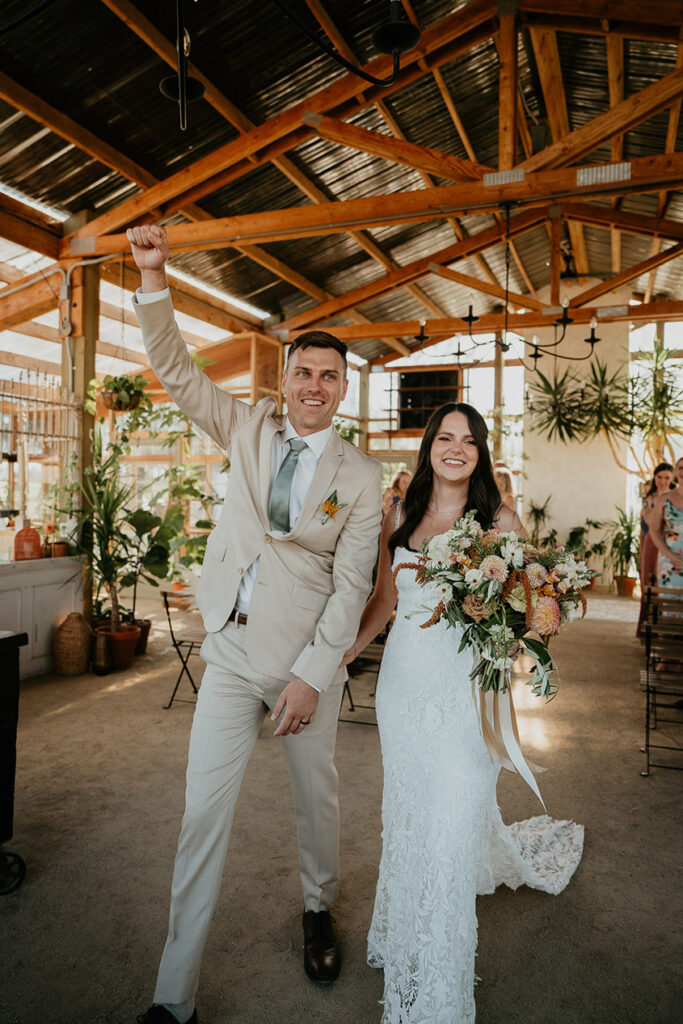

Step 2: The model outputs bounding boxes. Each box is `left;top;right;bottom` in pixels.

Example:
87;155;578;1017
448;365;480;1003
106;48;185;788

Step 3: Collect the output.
527;342;683;480
527;496;551;547
119;505;185;620
605;507;640;581
566;518;606;571
71;428;133;633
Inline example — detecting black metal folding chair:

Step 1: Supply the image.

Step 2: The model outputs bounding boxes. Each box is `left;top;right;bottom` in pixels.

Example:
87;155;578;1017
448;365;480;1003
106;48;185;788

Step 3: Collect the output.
339;640;385;727
161;590;206;709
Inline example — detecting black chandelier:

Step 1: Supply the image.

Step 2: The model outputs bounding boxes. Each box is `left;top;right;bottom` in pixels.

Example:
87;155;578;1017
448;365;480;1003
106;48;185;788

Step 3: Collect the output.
451;203;601;373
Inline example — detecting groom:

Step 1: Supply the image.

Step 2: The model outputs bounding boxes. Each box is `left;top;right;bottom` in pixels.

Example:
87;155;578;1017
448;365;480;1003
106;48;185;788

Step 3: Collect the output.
128;224;382;1024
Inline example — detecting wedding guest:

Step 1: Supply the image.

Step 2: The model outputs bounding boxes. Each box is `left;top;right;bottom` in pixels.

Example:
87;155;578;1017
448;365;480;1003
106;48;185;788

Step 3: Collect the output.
391;471;412;502
648;455;683;593
493;465;515;510
637;462;673;635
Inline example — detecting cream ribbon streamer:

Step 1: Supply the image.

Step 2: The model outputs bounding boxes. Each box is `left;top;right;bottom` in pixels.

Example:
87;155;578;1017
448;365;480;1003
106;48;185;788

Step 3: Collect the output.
474;673;546;810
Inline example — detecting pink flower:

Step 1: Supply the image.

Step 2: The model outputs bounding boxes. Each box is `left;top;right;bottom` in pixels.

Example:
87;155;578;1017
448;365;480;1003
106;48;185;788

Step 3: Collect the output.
525;563;547;588
479;555;509;583
528;595;561;636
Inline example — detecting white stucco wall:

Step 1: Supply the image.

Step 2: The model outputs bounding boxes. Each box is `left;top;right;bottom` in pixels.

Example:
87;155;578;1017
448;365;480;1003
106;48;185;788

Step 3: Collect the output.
522;282;632;569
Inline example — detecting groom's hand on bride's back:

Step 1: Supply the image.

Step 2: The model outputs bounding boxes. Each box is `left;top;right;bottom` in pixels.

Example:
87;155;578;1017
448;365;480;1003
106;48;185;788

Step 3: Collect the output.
271;677;320;736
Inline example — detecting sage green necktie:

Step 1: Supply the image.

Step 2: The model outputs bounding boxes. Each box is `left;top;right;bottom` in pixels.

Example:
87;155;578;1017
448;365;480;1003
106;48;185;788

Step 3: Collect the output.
269;438;307;533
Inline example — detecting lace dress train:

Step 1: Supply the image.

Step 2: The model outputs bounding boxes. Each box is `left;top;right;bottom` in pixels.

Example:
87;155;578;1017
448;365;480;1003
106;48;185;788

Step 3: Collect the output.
367;548;584;1024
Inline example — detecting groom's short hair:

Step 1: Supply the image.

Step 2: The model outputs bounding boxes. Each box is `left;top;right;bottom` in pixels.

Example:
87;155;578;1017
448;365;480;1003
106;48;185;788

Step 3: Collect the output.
286;330;348;370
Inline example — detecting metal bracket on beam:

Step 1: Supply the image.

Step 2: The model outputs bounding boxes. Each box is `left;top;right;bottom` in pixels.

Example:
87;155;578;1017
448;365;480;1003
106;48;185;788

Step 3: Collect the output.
576;163;631;187
597;305;629;318
69;237;96;256
483;168;525;187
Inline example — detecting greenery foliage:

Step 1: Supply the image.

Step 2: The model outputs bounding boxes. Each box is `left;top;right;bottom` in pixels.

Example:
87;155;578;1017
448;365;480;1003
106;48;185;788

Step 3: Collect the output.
605;507;640;579
528;341;683;476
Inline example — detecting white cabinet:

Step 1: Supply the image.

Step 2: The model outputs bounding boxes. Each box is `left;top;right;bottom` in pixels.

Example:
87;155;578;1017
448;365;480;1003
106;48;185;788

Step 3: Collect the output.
0;558;83;678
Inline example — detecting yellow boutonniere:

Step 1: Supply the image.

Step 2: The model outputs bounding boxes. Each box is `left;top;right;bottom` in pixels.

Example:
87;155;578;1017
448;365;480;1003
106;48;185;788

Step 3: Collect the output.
321;490;347;524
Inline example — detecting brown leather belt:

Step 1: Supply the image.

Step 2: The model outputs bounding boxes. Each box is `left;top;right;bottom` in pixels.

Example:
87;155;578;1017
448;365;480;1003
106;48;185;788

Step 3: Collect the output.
227;609;248;626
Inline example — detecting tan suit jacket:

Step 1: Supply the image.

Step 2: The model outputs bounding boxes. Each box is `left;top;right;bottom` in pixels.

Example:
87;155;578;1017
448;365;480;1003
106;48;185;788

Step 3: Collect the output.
134;294;382;692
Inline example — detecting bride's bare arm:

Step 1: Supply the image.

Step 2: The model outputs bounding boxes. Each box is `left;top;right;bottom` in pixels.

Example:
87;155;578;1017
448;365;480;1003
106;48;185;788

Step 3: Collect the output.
341;512;399;665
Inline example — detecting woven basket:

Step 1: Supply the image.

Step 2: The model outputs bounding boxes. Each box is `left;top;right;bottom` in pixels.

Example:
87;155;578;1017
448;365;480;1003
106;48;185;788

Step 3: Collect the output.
53;612;93;676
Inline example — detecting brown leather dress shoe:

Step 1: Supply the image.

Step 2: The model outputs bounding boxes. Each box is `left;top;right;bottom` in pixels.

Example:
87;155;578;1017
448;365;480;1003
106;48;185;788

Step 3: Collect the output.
136;1007;197;1024
302;909;341;984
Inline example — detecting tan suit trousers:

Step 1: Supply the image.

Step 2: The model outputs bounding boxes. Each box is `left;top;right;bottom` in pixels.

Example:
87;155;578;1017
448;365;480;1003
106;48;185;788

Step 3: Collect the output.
154;618;344;1006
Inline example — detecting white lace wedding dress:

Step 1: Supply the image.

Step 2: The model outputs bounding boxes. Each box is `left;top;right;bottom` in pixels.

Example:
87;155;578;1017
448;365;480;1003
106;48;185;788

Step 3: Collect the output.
367;547;584;1023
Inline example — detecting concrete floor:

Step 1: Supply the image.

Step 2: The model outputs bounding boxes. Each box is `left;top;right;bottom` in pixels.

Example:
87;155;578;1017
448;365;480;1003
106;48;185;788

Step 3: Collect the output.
2;594;681;1024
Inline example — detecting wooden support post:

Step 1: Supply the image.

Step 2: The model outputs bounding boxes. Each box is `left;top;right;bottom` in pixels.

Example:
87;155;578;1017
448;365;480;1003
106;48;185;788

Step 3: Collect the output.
549;209;561;306
493;332;504;462
358;363;370;454
497;1;518;171
61;238;99;621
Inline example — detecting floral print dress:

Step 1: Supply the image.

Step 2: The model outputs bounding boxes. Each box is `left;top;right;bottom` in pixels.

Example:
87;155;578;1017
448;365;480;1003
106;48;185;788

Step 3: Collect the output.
657;497;683;590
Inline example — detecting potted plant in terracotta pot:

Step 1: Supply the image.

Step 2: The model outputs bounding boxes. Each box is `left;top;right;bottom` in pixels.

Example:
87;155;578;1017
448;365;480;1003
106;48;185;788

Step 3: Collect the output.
120;504;184;654
73;428;140;670
605;508;640;597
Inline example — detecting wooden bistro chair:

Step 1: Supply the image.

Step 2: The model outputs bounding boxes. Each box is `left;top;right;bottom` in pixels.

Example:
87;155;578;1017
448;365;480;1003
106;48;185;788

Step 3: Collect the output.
641;590;683;776
161;590;206;709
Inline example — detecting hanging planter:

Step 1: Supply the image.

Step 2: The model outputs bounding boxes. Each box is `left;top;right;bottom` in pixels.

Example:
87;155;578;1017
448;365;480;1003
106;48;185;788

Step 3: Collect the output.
102;391;141;412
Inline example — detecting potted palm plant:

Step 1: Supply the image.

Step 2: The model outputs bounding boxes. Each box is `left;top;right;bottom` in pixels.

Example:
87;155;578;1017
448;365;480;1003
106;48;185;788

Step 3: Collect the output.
605;508;640;597
73;429;140;669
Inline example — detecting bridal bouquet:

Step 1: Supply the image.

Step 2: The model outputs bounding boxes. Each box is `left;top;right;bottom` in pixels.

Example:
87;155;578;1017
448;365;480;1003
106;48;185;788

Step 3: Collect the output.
394;510;596;699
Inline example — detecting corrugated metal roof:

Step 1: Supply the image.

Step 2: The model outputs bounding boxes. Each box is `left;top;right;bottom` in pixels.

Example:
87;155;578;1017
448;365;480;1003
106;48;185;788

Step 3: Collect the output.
0;0;680;366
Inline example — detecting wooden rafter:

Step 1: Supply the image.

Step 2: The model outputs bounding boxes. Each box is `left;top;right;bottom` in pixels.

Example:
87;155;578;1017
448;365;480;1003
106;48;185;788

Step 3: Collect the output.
645;43;683;303
68;153;683;259
0;193;61;259
427;263;545;312
549;211;561;306
498;9;518;172
568;242;683;308
606;34;624;275
98;0;442;327
69;2;498;241
561;202;683;242
517;1;683;44
303;112;491;181
523;62;683;173
278;208;548;331
529;26;589;276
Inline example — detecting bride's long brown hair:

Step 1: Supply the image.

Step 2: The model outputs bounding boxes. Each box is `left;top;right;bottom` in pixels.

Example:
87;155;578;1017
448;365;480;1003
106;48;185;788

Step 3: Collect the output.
389;402;500;557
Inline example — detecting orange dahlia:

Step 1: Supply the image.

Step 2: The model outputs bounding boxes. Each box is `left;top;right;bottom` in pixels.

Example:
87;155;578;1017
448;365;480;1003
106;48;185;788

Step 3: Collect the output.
528;595;561;636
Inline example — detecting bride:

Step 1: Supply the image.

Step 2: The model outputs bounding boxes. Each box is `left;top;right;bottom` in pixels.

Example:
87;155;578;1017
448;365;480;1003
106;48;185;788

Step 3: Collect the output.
344;402;583;1023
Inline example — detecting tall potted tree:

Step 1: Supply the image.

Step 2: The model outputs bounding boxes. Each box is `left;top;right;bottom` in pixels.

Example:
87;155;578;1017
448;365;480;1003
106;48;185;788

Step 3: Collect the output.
605;508;640;597
74;429;140;669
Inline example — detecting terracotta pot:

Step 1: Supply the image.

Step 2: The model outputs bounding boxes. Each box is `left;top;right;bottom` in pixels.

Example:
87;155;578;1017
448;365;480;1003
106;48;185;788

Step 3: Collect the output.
615;575;637;598
134;618;152;655
96;622;141;671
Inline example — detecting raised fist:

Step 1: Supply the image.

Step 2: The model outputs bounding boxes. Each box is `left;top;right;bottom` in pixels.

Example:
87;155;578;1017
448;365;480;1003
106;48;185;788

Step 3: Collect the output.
126;224;170;272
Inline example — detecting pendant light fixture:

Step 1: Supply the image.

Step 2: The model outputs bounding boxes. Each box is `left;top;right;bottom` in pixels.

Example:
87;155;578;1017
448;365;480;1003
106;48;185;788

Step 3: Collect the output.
272;0;421;87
